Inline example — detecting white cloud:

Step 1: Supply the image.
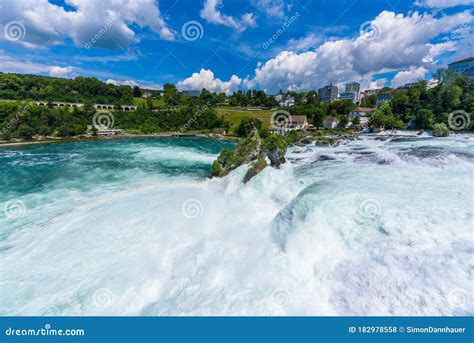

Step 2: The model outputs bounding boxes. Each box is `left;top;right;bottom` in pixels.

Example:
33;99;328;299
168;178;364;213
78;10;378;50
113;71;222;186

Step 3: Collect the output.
200;0;257;32
253;0;286;18
49;66;74;78
286;33;322;52
391;67;428;88
0;0;174;49
246;10;473;92
361;78;387;92
106;78;161;89
177;69;242;94
106;79;119;85
415;0;473;8
0;50;70;76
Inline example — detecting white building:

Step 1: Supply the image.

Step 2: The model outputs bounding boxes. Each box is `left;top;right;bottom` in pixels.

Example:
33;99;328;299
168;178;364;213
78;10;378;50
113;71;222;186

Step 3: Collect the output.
323;117;340;129
349;107;376;126
339;91;359;103
275;94;295;107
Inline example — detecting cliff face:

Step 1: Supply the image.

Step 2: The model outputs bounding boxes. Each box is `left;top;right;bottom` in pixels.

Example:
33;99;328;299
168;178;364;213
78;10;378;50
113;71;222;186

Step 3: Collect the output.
211;129;287;183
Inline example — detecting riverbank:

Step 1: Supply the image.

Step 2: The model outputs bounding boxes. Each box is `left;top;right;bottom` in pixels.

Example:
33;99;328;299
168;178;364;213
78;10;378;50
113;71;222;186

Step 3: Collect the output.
0;132;239;148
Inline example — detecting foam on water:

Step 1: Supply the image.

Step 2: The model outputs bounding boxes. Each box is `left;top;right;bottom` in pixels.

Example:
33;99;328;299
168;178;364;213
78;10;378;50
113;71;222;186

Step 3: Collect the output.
0;135;472;315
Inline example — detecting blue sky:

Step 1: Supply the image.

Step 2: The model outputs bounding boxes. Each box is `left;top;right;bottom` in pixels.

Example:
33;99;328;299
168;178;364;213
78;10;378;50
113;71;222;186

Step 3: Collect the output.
0;0;472;93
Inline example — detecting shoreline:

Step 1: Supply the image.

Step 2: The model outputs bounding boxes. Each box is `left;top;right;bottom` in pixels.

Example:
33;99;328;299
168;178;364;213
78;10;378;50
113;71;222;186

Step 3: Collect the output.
0;132;238;148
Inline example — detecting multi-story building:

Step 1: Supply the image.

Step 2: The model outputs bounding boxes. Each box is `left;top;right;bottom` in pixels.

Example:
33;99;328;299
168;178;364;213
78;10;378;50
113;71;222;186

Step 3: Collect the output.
376;92;392;105
275;94;296;107
448;57;474;81
349;107;376;126
345;82;360;93
318;85;338;103
339;91;359;103
363;89;379;97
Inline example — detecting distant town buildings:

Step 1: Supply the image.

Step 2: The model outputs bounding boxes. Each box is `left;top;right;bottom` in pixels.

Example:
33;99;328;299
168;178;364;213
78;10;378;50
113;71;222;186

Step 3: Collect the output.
289;115;309;129
318;85;338;103
349;107;376;126
376;92;392;105
448;57;474;81
396;82;418;90
339;90;359;103
323;117;340;129
270;115;309;134
275;94;296;107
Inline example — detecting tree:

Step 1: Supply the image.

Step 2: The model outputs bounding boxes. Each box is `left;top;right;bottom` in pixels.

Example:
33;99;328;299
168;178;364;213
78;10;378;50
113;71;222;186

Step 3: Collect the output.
235;117;262;137
17;123;33;139
415;109;434;130
133;86;142;97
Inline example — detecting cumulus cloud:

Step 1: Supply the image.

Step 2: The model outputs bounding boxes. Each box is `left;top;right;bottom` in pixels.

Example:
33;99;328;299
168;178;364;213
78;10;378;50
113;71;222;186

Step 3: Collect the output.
0;0;174;49
200;0;257;32
246;10;472;92
49;66;74;78
177;69;242;94
415;0;473;8
391;67;428;88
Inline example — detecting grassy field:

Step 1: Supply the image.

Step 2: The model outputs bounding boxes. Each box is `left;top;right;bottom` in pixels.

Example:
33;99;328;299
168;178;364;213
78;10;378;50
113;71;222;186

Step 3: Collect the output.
216;107;274;129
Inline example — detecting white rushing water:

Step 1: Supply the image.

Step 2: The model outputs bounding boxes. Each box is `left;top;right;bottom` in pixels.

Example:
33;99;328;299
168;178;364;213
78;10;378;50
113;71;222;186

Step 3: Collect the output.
1;135;473;316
